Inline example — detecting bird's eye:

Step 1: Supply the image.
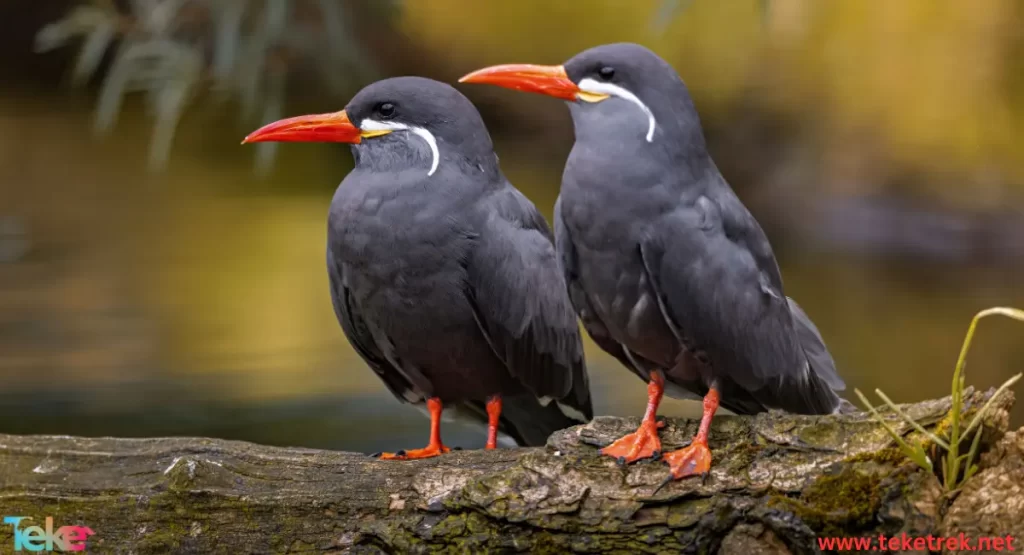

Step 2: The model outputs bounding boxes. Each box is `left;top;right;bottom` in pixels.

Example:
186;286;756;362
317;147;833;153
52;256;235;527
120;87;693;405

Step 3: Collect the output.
598;66;615;80
377;102;396;118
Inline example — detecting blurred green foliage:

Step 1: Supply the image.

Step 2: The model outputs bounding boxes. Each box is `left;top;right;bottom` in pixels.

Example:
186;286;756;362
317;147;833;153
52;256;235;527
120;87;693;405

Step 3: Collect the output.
35;0;387;174
29;0;703;177
8;0;1024;451
38;1;1024;203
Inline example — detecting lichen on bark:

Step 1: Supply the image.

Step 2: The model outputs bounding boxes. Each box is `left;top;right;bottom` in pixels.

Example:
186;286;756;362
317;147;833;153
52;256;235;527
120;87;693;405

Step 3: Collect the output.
0;389;1015;554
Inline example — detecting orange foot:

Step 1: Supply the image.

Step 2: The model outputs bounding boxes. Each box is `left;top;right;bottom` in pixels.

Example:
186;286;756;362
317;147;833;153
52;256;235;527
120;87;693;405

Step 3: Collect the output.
600;419;666;464
376;444;451;460
662;440;712;479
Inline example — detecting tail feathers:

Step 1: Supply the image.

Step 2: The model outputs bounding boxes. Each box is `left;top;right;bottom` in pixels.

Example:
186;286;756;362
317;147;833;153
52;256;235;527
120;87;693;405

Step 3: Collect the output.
565;356;595;421
465;394;590;447
787;296;846;392
794;365;843;414
732;297;847;416
836;397;859;415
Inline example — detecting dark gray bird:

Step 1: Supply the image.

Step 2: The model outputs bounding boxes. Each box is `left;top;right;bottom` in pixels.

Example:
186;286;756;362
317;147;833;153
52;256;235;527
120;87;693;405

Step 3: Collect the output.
243;76;592;458
461;43;845;480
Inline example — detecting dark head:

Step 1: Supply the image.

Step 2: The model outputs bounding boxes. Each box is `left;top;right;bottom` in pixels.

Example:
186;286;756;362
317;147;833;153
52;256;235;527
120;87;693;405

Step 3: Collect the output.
244;76;497;178
460;43;707;157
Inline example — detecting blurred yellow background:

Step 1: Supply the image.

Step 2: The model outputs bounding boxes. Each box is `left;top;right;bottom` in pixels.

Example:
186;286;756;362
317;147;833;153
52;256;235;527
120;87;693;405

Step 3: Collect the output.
0;0;1021;452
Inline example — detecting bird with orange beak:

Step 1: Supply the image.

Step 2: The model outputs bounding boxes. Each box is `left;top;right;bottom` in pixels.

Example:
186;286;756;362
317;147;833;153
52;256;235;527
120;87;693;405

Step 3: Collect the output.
243;76;592;458
461;44;845;484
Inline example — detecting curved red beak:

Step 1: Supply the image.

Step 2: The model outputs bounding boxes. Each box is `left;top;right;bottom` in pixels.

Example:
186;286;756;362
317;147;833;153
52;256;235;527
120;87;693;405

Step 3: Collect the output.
242;110;361;144
459;64;581;101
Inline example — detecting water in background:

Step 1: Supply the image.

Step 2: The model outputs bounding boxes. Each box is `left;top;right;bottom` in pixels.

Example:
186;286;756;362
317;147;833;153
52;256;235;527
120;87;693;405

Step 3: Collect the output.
1;93;1020;454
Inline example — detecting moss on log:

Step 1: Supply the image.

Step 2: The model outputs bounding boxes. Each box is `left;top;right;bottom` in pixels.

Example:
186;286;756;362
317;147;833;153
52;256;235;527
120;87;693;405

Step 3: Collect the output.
0;390;1016;554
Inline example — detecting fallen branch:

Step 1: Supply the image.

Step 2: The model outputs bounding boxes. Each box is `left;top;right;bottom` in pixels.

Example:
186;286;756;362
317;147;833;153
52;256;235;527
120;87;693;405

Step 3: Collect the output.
0;390;1016;554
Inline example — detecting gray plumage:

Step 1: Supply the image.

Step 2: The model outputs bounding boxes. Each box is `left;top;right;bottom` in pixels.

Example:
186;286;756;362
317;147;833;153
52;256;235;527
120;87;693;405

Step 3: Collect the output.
327;77;592;445
554;43;844;415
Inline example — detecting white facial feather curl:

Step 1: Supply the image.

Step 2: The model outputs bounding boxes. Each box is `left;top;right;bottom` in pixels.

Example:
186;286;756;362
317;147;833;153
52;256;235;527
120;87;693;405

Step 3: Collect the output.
360;119;441;176
577;78;657;142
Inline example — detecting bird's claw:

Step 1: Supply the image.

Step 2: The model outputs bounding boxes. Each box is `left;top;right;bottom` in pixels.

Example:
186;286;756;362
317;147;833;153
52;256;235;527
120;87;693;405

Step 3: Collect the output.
652;473;675;495
651;443;712;494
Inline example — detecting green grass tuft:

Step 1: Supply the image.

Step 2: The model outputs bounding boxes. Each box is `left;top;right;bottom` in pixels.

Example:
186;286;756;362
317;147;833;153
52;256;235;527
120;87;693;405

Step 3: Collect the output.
855;307;1023;494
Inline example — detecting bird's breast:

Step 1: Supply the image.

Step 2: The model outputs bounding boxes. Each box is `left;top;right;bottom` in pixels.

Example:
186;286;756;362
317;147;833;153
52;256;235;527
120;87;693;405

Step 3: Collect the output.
559;186;681;367
329;188;473;295
569;235;676;369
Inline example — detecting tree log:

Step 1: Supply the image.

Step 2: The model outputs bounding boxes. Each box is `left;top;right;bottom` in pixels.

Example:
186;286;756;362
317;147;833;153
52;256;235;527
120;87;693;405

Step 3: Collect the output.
0;389;1017;554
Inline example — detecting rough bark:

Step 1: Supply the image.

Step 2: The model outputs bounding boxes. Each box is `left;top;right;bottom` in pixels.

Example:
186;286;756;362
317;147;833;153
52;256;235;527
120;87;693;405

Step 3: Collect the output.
0;389;1016;554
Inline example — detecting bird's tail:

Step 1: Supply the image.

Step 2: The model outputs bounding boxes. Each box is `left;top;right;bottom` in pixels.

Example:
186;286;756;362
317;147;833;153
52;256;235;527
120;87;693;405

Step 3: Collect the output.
463;392;592;447
785;296;847;414
787;297;846;391
501;353;595;447
500;394;591;446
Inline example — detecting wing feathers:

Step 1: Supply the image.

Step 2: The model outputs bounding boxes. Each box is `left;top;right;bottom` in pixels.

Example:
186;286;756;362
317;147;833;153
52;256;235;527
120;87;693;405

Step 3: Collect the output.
463;191;593;421
639;199;842;415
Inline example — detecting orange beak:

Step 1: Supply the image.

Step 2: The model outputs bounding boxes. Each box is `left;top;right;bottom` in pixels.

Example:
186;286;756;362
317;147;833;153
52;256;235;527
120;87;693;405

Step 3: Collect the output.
242;110;361;144
459;64;581;101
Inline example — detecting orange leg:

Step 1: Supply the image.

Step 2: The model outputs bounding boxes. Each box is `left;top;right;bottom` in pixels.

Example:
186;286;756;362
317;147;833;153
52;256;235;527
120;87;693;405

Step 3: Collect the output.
378;397;451;460
485;395;502;449
661;387;718;480
600;370;666;463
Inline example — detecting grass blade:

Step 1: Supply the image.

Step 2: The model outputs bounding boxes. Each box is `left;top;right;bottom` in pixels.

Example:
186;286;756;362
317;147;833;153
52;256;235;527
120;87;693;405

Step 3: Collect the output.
963;373;1022;438
941;454;949;488
854;389;932;472
953;424;986;490
873;389;949;449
